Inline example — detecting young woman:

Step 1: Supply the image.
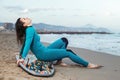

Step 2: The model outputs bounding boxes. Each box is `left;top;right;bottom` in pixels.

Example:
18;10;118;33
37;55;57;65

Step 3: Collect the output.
16;18;102;69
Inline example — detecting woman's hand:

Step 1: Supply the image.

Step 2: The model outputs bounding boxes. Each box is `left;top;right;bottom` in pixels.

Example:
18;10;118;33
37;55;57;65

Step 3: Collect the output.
17;58;24;66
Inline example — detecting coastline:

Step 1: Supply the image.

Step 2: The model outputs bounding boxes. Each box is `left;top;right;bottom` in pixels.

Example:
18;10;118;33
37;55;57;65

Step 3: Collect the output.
0;33;120;80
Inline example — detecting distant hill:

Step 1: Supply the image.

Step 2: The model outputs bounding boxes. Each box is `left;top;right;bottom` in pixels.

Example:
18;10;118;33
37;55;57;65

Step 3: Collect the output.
33;23;111;33
33;23;68;31
0;23;14;32
0;22;111;34
0;23;4;26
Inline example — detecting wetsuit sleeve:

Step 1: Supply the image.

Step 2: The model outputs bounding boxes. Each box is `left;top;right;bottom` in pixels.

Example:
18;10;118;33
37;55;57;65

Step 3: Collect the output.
20;27;34;59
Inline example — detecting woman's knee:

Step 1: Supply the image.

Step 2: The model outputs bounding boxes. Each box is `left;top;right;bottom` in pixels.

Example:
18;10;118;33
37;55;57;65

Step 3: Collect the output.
67;49;76;55
61;37;68;45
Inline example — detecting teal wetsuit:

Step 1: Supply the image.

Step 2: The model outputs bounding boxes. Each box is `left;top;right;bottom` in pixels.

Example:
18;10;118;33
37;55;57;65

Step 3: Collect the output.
20;26;89;67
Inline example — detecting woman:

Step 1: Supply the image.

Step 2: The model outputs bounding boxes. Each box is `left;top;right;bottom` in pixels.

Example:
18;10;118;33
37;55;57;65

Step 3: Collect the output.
16;18;102;69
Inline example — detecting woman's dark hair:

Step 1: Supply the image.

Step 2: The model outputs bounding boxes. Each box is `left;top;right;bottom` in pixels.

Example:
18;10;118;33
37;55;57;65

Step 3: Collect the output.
15;18;26;45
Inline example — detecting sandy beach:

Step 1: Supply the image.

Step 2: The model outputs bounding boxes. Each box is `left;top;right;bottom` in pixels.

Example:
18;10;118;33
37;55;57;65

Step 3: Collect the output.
0;33;120;80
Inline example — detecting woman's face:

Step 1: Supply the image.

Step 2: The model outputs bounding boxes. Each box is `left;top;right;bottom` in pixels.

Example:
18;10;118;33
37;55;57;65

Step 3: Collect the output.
20;18;32;27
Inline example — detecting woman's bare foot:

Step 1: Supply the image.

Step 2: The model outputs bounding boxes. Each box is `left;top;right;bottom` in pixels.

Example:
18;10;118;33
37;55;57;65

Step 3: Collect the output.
55;61;68;67
87;63;103;69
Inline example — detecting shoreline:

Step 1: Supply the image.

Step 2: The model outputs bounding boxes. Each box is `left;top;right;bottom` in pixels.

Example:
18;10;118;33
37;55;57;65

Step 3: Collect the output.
0;33;120;80
70;46;120;57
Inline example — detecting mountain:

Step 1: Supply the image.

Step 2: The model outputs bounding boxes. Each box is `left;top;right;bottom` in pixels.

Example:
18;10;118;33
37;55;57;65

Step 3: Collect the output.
77;24;110;32
0;23;4;26
33;23;111;33
33;23;70;31
0;23;14;31
0;22;111;33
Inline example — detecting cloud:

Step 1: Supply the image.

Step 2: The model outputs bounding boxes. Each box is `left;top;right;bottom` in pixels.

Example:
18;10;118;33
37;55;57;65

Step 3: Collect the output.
4;6;30;14
4;6;23;11
4;6;65;14
104;11;112;16
5;6;83;13
29;8;65;12
21;9;29;14
4;6;92;16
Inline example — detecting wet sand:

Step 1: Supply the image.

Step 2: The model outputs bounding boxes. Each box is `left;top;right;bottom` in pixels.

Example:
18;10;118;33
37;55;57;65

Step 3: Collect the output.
0;33;120;80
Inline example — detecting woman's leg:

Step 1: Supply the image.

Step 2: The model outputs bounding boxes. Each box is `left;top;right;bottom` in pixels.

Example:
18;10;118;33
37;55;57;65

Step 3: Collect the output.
40;49;89;67
42;38;102;68
47;37;68;49
47;37;68;65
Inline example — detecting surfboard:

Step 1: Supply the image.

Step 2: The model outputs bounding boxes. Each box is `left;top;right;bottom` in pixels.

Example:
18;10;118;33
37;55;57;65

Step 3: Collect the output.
16;54;55;77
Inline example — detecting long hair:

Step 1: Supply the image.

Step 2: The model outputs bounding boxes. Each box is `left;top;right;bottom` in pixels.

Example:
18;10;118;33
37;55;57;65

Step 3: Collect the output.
15;18;26;45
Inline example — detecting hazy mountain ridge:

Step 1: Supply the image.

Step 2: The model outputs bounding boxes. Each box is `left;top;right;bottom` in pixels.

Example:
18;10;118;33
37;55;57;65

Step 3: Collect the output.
0;23;4;26
0;22;111;33
0;23;14;33
33;23;111;32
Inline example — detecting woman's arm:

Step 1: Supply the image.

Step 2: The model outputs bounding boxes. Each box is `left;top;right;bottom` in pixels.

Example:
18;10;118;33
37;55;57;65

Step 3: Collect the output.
20;27;35;59
20;40;25;57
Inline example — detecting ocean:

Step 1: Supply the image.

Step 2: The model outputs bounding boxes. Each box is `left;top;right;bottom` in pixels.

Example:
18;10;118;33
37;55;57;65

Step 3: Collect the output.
39;33;120;56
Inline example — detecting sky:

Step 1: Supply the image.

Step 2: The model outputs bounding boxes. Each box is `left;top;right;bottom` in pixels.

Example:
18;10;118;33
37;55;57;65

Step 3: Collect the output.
0;0;120;32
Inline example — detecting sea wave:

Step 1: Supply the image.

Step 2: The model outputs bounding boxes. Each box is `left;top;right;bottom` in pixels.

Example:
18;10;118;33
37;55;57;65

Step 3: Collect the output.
39;34;120;56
